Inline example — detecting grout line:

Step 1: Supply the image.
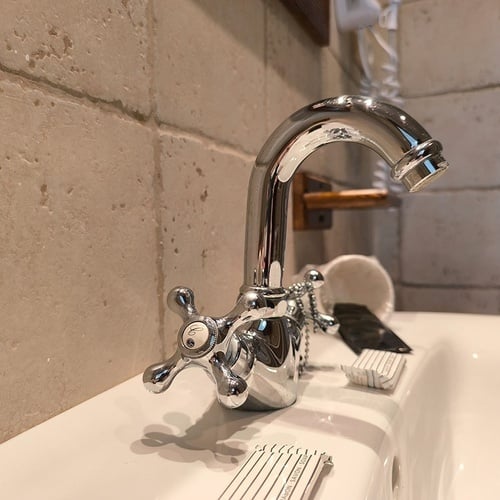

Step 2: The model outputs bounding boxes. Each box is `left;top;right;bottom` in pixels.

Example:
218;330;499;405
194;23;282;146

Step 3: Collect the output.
0;61;150;123
403;186;500;195
0;60;255;169
152;131;166;358
146;0;166;359
158;122;256;163
402;82;500;100
397;282;500;291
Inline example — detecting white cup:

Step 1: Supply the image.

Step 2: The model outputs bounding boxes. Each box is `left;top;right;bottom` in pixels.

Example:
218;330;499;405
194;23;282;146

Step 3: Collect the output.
296;254;395;321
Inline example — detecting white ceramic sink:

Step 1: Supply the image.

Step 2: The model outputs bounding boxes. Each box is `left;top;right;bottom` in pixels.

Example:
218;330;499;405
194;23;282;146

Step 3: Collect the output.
0;312;499;499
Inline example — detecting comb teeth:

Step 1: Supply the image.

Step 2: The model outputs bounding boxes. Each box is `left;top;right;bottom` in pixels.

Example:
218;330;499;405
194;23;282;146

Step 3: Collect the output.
341;349;407;390
219;444;333;500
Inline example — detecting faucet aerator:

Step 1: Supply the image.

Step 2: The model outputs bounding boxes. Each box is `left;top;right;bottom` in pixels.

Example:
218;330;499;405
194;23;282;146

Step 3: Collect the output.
390;138;449;192
401;156;449;192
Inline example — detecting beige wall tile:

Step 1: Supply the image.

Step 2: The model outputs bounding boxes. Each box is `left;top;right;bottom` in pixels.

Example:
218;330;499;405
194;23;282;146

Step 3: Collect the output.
323;210;374;261
321;47;358;98
327;2;362;87
0;79;159;442
0;0;150;116
292;227;326;277
265;0;322;133
159;130;253;351
399;286;500;315
401;191;500;286
372;208;400;282
154;0;266;154
0;0;354;442
265;1;327;279
158;131;327;343
404;88;500;189
400;0;500;96
397;0;500;313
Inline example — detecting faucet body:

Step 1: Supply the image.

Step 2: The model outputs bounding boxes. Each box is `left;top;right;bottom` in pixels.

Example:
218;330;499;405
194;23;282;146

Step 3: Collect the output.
143;96;448;411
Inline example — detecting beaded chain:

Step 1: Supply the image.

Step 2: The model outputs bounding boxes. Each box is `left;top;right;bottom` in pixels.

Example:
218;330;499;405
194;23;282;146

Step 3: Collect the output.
287;279;320;374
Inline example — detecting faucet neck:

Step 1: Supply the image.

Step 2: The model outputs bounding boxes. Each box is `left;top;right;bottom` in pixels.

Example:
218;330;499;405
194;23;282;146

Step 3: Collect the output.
243;96;447;289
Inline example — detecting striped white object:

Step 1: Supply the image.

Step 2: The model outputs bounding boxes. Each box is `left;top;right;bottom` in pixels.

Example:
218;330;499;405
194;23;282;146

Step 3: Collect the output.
219;445;333;500
341;349;406;390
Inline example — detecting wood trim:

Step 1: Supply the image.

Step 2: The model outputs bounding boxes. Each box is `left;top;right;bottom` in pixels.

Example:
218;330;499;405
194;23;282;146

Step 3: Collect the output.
292;172;401;231
304;188;390;210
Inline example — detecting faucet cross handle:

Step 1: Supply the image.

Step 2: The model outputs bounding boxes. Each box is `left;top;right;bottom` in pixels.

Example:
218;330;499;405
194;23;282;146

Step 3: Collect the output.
143;287;249;409
167;286;198;321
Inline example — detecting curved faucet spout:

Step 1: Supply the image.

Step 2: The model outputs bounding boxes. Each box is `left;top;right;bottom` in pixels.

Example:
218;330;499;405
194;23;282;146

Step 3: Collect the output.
142;95;450;413
243;95;449;290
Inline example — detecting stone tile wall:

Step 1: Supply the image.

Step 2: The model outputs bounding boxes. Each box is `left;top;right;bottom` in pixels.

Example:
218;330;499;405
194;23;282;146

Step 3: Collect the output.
397;0;500;313
0;1;350;441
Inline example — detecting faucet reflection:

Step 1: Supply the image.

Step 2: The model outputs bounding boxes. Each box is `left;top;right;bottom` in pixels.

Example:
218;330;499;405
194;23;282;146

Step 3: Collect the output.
143;95;449;411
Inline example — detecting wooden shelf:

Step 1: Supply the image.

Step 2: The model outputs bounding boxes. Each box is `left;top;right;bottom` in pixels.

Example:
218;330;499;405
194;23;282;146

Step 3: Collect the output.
293;172;401;230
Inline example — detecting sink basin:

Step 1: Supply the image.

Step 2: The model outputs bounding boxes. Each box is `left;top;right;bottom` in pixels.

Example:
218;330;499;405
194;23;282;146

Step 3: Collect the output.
0;312;498;499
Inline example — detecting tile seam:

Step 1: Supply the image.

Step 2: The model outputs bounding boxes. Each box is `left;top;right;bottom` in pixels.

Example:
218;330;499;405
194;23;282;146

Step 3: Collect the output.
158;123;256;163
147;0;166;359
0;65;255;164
402;186;500;195
0;64;152;127
402;82;500;100
398;282;500;291
0;61;149;123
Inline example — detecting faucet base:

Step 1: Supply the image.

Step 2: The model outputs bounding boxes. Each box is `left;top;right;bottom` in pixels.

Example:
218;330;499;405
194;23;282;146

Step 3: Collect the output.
227;315;301;411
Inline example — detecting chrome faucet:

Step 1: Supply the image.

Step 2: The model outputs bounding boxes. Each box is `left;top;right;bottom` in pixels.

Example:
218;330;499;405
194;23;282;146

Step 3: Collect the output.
143;95;448;411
